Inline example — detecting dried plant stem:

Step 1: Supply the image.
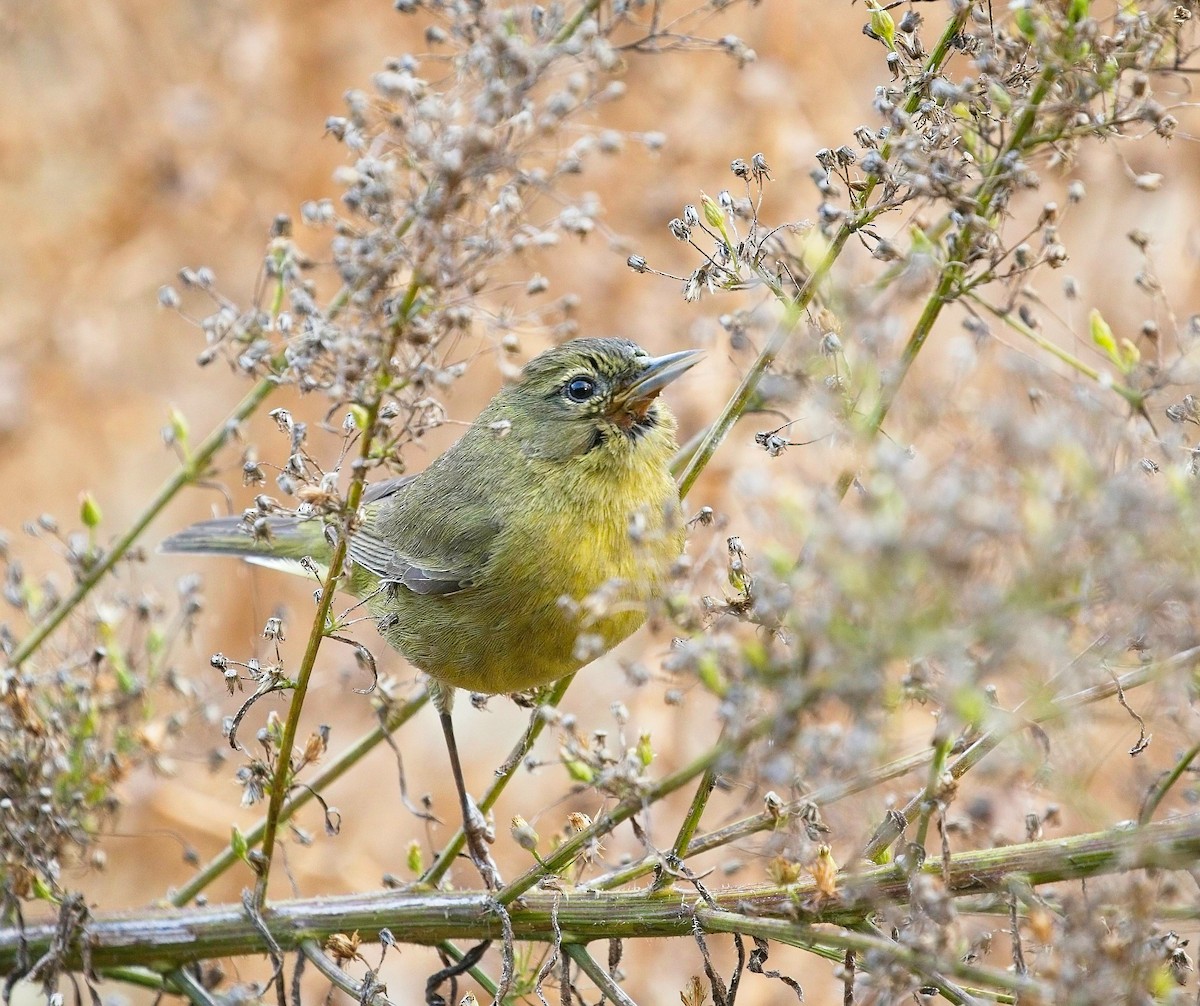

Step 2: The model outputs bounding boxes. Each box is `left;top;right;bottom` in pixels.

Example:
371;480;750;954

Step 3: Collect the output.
254;278;421;903
8;376;277;670
10;813;1200;974
435;940;500;999
300;939;393;1005
169;690;428;908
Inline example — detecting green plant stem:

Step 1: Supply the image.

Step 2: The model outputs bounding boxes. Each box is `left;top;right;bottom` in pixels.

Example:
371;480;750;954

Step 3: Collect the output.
967;291;1146;410
676;293;806;502
170;966;220;1006
11;813;1200;973
499;682;824;905
253;512;353;904
170;690;427;908
9;376;277;670
420;672;577;888
912;734;953;853
650;730;724;893
554;0;603;44
436;940;499;998
498;730;735;906
100;966;177;992
1139;740;1200;826
676;8;970;504
858;63;1060;450
564;944;638;1006
254;278;421;904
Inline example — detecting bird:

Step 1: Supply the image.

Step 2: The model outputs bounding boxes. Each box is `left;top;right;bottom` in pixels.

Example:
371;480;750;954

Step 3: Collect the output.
161;337;700;886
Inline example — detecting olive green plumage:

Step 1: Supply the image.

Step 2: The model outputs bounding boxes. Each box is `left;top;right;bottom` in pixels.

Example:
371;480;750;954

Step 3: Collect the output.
162;338;699;709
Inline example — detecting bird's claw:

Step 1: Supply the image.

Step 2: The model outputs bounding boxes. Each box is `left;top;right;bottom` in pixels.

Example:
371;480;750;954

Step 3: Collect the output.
463;795;504;890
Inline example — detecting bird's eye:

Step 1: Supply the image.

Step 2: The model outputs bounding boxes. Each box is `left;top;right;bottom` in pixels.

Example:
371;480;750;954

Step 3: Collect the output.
564;376;597;403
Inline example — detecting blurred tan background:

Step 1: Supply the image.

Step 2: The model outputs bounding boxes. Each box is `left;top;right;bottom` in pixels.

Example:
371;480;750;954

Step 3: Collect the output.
4;2;1200;1003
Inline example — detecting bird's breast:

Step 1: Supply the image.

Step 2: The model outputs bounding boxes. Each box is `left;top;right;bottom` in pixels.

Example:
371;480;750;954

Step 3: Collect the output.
371;426;686;696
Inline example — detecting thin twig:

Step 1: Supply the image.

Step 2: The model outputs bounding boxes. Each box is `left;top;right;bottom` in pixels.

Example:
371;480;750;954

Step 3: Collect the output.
10;376;277;669
564;945;639;1006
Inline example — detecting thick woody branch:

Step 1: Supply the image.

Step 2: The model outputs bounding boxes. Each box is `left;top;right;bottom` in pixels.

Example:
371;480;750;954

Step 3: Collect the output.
5;814;1199;975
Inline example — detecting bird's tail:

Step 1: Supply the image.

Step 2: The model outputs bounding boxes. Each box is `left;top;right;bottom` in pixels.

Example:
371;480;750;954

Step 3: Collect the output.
160;515;327;575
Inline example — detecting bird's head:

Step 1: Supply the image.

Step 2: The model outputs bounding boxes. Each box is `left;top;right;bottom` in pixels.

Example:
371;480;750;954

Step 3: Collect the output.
496;338;701;464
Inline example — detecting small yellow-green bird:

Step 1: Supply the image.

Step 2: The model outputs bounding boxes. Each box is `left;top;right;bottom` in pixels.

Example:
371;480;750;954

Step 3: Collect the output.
162;337;699;885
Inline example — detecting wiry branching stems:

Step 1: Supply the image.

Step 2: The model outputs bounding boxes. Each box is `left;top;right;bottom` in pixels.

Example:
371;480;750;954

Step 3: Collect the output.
967;291;1146;410
254;277;422;904
705;914;1030;1004
676;7;972;506
8;376;276;670
861;63;1060;444
170;689;428;908
496;679;833;906
859;650;1191;862
587;648;1181;892
662;13;973;868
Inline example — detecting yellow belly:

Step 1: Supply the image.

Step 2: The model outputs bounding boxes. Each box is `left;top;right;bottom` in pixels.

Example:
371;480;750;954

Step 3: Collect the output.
372;470;684;696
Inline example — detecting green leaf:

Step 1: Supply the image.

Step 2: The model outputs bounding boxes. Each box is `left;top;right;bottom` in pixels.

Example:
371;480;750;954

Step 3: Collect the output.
168;407;190;449
406;838;423;874
231;825;250;864
31;875;59;904
562;757;595;784
79;492;102;530
349;404;370;431
866;0;895;49
636;732;654;768
1089;308;1124;370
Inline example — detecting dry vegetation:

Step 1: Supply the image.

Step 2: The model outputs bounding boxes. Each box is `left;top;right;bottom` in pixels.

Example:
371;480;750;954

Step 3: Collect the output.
4;1;1200;1004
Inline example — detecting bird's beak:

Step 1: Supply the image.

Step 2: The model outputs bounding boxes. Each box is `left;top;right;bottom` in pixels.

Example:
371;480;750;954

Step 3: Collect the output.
611;349;703;419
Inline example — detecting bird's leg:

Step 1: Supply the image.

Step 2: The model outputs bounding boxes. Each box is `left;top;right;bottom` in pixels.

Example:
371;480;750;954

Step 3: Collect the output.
439;709;504;890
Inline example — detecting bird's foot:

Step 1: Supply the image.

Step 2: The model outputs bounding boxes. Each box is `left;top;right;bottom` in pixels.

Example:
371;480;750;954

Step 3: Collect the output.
462;794;504;890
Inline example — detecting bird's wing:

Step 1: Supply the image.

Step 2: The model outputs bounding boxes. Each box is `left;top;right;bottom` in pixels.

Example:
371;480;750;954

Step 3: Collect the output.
349;475;499;596
361;475;417;505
